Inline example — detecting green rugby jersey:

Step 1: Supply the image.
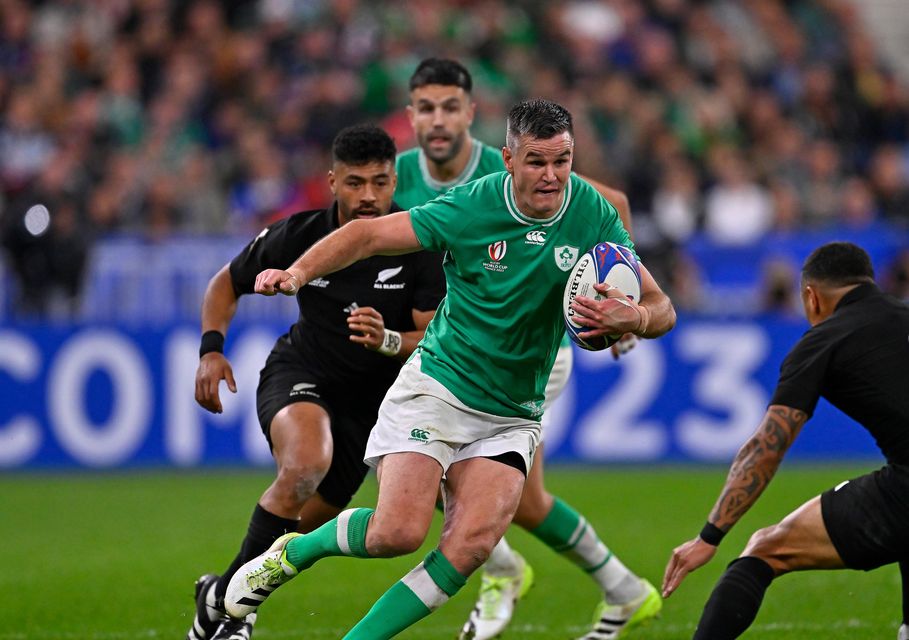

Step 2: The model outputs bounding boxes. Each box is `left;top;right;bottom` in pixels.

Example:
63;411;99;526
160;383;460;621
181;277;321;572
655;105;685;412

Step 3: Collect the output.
410;171;634;419
394;138;505;211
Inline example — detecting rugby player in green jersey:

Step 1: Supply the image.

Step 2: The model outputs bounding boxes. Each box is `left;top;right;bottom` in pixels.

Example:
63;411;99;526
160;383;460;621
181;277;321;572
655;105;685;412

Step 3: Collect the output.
229;98;676;640
397;58;660;640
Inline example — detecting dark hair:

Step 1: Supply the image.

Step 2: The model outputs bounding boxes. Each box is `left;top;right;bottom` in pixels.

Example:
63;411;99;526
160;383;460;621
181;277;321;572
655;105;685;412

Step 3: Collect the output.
506;99;573;149
802;241;875;286
409;58;472;92
331;124;396;166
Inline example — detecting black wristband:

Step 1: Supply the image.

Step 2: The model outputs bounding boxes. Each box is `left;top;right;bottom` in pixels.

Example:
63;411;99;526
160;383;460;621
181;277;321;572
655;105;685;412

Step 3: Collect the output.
199;330;225;358
699;521;726;546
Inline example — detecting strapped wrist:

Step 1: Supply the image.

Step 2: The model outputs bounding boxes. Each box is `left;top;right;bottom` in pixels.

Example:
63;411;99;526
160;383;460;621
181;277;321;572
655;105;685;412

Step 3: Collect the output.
699;521;726;546
377;329;402;356
199;330;225;358
636;304;650;336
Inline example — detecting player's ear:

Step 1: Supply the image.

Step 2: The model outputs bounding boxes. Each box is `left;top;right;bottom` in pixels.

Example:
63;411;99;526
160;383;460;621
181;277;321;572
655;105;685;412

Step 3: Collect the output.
406;104;416;127
328;170;337;195
804;284;821;319
502;146;514;173
466;99;476;126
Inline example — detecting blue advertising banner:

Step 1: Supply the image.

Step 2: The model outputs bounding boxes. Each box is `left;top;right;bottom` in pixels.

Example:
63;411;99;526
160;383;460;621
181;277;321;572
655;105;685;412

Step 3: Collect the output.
0;316;880;469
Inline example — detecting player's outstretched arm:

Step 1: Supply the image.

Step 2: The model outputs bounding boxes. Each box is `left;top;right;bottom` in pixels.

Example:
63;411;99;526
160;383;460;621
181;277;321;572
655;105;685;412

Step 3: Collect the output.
661;405;808;597
255;211;422;296
196;264;239;413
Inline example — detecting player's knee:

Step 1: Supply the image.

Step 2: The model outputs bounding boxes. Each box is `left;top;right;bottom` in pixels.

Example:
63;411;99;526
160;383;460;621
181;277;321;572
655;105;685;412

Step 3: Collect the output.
742;524;789;572
513;490;553;529
274;464;328;504
457;527;501;566
367;521;428;557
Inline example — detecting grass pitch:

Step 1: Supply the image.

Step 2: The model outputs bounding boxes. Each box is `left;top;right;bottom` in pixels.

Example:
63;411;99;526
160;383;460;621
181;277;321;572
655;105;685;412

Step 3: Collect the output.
0;465;899;639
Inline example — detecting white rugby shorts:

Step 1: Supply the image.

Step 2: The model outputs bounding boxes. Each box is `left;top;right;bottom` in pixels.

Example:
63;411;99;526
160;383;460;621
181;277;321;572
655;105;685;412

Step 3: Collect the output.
364;353;540;473
540;344;573;442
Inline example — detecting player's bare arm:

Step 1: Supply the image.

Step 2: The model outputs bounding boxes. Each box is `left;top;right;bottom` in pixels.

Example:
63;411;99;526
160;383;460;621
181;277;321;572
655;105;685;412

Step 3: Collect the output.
196;264;239;414
348;306;435;360
709;405;808;530
577;175;639;359
577;174;633;241
572;263;676;340
254;212;422;296
661;404;808;597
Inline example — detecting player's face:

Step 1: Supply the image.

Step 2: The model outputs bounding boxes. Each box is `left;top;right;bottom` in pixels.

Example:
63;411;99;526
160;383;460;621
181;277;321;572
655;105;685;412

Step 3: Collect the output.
503;132;574;218
407;85;475;164
329;160;396;226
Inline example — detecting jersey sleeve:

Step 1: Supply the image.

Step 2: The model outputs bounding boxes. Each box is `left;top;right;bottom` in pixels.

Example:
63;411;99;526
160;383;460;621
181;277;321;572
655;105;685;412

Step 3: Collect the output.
228;215;316;296
409;188;473;253
411;250;447;312
769;326;834;417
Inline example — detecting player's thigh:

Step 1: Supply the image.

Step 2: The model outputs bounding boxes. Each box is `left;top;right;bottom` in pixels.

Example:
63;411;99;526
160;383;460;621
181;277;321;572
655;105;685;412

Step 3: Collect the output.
744;495;844;573
313;402;374;511
440;456;526;571
369;452;444;552
514;442;554;528
269;402;333;472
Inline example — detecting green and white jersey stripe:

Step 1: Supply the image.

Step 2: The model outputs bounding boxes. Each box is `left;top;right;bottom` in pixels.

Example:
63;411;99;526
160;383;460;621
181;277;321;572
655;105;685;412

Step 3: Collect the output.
394;139;504;211
410;171;633;419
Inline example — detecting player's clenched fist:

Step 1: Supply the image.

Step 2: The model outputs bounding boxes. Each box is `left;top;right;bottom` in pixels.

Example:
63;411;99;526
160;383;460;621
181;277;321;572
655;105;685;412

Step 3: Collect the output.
255;269;301;296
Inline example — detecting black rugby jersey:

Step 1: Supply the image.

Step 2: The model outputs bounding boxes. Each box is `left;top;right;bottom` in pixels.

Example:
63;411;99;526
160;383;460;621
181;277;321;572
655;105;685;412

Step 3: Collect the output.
229;203;445;396
770;283;909;465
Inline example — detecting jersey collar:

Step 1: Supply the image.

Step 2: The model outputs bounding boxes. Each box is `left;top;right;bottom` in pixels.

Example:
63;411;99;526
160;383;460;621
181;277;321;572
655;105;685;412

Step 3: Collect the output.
835;282;880;311
418;138;483;191
503;173;572;227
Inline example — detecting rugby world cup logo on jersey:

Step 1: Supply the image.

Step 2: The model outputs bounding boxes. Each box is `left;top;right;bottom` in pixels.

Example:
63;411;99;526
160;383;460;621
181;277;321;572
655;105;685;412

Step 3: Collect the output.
374;265;405;290
483;241;508;272
555;245;579;271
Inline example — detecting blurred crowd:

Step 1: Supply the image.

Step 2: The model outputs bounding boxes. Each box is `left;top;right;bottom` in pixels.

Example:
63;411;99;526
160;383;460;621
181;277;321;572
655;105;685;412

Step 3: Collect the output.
1;0;908;316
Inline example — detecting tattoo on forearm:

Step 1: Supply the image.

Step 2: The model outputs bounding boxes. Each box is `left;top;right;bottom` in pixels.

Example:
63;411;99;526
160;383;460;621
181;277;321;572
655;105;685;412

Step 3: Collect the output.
709;406;807;530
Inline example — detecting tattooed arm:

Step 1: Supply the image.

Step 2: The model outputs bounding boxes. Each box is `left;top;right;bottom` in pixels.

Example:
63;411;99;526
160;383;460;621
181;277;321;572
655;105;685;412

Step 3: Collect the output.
707;405;808;529
661;405;808;597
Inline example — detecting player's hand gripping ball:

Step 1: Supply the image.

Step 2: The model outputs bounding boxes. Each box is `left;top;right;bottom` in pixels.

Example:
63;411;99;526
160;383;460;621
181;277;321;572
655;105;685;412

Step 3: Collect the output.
563;242;641;351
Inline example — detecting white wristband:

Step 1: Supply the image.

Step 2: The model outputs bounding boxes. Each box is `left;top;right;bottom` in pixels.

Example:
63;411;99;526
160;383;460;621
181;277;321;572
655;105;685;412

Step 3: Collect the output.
377;329;402;356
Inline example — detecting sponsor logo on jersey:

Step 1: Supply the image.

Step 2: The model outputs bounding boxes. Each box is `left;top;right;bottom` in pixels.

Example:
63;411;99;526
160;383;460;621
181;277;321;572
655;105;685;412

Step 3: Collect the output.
308;277;330;288
290;382;319;398
483;240;509;272
554;245;579;271
525;230;546;245
408;428;431;443
374;265;406;290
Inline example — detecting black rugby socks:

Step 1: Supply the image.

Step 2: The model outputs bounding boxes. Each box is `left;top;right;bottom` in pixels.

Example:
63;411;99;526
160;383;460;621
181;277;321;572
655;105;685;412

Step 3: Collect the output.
214;503;299;601
692;556;775;640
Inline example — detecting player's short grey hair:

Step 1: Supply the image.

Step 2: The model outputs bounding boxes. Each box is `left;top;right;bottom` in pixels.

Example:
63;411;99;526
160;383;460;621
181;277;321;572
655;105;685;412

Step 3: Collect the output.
505;99;574;151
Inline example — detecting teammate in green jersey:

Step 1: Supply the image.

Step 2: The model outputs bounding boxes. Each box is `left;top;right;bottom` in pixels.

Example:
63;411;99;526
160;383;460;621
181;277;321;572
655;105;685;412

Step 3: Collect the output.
224;98;675;640
397;58;661;640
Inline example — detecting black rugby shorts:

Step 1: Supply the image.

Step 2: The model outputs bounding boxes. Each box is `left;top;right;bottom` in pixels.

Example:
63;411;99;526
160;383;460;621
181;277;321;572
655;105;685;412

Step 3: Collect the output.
256;354;379;509
820;463;909;570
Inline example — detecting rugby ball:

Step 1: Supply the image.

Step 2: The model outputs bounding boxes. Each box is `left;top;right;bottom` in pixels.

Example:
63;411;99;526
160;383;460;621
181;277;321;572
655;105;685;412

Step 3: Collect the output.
563;242;641;351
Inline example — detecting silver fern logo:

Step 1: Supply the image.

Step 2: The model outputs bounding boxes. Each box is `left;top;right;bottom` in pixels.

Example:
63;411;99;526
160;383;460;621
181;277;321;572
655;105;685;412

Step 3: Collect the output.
374;266;405;289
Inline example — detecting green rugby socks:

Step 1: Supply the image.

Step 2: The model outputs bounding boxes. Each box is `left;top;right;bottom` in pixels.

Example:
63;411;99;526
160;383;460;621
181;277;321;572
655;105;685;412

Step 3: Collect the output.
285;507;374;570
343;549;466;639
531;497;643;603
